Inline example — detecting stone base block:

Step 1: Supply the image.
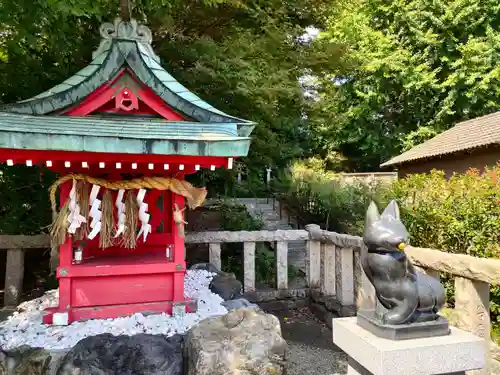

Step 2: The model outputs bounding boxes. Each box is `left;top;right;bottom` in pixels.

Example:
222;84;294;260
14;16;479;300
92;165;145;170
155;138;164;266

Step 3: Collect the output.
357;309;450;340
333;317;485;375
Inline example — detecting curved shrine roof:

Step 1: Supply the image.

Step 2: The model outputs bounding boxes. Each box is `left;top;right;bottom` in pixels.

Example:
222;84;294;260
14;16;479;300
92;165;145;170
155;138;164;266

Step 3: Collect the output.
0;18;254;158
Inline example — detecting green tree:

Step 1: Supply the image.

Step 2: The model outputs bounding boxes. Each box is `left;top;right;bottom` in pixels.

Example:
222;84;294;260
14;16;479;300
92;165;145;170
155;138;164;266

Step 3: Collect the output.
0;0;340;231
310;0;500;171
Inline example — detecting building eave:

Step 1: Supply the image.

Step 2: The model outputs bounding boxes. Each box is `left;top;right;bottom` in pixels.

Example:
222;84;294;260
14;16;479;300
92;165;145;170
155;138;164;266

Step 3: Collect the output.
0;18;254;126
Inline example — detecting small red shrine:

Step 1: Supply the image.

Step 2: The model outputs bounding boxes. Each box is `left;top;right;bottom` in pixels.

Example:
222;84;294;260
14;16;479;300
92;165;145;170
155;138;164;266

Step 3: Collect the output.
0;8;254;325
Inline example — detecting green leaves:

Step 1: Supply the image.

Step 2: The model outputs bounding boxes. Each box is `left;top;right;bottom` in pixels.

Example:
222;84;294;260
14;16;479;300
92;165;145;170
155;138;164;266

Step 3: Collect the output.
0;0;340;229
0;165;56;235
310;0;500;171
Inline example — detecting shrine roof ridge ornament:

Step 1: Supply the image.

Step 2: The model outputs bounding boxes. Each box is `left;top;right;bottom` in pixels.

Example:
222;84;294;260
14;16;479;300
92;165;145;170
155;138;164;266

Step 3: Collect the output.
0;1;254;159
93;18;160;63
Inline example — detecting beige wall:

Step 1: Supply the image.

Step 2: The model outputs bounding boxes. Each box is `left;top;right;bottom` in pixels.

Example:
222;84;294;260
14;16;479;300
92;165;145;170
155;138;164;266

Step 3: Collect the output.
397;146;500;179
339;172;397;186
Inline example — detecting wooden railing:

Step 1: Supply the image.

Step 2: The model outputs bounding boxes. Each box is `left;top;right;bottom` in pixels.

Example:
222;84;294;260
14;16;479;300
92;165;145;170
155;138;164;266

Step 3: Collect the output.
186;229;309;292
1;228;500;371
0;234;50;307
0;228;355;312
405;246;498;371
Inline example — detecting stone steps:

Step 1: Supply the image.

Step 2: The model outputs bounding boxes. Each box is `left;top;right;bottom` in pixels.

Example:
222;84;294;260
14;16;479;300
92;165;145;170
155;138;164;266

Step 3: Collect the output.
233;198;308;274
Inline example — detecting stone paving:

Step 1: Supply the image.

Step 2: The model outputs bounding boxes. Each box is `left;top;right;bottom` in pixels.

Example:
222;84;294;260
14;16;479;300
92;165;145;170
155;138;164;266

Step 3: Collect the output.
262;305;348;375
269;305;500;375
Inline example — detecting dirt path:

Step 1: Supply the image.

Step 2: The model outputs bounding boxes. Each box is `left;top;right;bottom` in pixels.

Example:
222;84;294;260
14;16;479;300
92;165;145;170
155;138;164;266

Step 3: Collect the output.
262;305;348;375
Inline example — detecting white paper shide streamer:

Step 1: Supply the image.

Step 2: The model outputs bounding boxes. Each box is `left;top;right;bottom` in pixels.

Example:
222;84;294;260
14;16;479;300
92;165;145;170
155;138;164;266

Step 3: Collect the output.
136;189;152;241
114;189;126;238
67;179;86;234
87;185;102;240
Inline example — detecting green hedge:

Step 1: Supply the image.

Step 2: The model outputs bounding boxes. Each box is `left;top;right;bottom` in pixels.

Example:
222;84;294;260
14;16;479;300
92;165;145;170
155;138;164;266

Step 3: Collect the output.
274;162;500;329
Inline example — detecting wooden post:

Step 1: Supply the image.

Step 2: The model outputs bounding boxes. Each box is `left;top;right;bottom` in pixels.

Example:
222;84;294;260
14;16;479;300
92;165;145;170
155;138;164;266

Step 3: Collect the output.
336;247;355;306
276;241;288;290
243;242;256;292
209;243;222;271
321;243;336;295
454;277;491;375
4;249;25;307
308;239;321;288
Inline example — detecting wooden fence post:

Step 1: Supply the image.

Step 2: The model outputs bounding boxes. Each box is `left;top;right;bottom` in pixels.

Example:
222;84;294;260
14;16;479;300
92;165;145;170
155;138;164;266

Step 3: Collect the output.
308;240;321;288
243;242;256;292
209;243;222;271
336;247;355;306
276;241;288;290
454;277;491;375
321;243;336;295
4;249;25;307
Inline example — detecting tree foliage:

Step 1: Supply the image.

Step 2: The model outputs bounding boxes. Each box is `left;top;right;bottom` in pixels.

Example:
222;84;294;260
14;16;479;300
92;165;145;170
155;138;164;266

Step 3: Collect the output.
310;0;500;171
0;0;339;232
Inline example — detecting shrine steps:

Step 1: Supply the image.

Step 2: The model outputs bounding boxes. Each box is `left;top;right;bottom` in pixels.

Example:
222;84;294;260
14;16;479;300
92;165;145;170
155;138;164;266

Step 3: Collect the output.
230;198;308;275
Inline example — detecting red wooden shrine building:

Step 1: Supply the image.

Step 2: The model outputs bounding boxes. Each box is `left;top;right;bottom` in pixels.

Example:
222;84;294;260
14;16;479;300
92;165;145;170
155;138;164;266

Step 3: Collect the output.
0;15;254;325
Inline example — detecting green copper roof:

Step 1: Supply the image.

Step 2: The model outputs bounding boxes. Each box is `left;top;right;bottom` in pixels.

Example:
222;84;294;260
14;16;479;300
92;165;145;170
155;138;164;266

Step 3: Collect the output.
0;113;251;157
0;18;254;158
1;18;252;125
1;18;253;125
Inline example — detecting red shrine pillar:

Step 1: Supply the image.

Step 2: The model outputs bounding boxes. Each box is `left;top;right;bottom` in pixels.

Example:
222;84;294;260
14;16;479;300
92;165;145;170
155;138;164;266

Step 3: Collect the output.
54;180;73;325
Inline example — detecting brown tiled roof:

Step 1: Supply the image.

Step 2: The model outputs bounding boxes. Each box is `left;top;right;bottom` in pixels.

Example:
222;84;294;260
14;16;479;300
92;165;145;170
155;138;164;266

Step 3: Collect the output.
381;111;500;167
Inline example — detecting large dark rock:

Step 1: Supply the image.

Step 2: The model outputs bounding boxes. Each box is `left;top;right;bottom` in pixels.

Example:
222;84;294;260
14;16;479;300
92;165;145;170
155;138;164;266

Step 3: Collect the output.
57;334;184;375
185;308;287;375
189;263;220;274
209;272;243;301
190;262;243;301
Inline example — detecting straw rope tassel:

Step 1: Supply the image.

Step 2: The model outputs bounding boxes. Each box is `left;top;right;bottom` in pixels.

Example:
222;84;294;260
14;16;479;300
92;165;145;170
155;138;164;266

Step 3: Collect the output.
173;203;187;238
49;174;207;216
48;174;207;249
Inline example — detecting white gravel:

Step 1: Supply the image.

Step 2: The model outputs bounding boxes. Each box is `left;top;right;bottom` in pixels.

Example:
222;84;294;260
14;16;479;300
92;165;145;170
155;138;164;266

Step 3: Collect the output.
0;270;227;350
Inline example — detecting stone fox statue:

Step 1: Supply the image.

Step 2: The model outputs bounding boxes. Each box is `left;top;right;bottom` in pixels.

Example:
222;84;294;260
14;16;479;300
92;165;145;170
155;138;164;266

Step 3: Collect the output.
362;200;445;325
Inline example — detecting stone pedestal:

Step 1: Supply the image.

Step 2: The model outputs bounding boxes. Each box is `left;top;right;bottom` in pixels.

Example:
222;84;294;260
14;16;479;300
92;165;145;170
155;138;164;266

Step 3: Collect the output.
333;317;485;375
357;309;450;340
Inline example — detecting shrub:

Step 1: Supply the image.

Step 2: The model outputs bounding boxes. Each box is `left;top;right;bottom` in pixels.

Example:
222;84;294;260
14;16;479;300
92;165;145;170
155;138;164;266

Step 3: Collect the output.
387;167;500;259
386;166;500;327
273;160;388;234
274;162;500;332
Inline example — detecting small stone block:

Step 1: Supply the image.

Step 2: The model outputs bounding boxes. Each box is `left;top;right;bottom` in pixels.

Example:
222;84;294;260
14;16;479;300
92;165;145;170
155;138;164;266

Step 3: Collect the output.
53;312;69;326
357;309;450;340
333;317;485;375
172;302;186;318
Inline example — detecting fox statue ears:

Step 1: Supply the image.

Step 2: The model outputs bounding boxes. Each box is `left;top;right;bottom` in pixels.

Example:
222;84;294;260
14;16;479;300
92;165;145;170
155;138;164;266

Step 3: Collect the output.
365;200;401;227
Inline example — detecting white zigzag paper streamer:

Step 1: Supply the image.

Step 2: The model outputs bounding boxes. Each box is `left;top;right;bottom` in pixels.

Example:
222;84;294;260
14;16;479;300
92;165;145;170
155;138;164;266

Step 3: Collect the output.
67;179;86;234
87;184;102;240
136;189;152;242
114;189;126;238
